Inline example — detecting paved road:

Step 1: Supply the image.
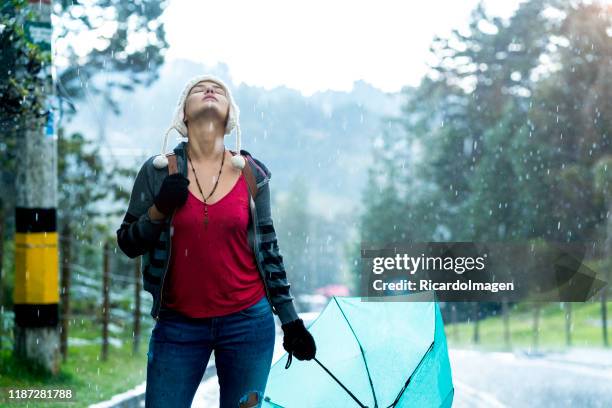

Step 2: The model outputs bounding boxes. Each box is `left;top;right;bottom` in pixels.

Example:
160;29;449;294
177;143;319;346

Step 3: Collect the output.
450;348;612;408
91;309;612;407
192;338;612;407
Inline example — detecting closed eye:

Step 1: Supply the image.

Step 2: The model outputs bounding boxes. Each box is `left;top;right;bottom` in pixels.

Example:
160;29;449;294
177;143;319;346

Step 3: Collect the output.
190;86;225;96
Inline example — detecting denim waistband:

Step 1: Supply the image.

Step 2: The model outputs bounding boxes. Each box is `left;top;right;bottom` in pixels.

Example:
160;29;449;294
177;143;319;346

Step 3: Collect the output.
157;307;212;323
157;295;267;322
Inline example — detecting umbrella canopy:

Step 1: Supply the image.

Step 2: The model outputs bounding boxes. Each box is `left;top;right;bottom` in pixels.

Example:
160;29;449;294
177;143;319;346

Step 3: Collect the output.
262;296;454;408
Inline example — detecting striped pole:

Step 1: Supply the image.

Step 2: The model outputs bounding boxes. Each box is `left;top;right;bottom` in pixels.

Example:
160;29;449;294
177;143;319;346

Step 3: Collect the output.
13;0;59;374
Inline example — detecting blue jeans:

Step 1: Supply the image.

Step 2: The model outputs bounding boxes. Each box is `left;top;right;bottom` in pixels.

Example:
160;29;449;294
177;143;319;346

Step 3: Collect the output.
145;295;276;408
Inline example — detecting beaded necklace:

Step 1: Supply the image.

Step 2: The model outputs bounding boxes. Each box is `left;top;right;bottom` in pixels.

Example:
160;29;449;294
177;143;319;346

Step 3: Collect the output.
186;145;226;228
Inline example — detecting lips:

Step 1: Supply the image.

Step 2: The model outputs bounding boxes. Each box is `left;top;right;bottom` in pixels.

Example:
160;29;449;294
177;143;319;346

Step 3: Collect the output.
203;95;217;101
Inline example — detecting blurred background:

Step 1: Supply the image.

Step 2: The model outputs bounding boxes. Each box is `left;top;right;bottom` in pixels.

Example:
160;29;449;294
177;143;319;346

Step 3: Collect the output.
0;0;610;406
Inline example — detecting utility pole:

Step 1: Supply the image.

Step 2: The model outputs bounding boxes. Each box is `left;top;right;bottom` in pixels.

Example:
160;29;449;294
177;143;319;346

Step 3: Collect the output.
13;0;59;374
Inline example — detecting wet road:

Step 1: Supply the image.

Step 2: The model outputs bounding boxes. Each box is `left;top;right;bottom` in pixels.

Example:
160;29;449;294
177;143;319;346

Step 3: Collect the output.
450;348;612;408
190;313;612;408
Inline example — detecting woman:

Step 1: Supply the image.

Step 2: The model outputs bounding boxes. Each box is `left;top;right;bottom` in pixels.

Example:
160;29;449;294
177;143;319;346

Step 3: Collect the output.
116;74;316;408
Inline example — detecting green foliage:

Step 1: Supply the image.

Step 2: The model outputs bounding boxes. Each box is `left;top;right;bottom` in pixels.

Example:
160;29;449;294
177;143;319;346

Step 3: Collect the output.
1;239;14;311
0;0;50;135
0;0;164;282
361;0;611;243
359;0;612;319
593;155;612;197
447;300;612;350
54;0;169;117
0;314;153;406
57;127;135;236
58;129;108;237
56;127;138;325
274;175;354;294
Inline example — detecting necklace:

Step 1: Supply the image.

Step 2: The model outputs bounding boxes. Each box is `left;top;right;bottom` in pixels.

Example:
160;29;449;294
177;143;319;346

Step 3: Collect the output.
186;145;226;228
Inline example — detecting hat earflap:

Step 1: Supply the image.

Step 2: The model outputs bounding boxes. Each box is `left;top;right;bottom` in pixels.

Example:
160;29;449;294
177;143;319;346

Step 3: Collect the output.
230;120;245;170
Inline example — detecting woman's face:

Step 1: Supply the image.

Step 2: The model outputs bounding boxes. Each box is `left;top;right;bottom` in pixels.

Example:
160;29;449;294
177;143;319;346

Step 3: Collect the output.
183;80;230;127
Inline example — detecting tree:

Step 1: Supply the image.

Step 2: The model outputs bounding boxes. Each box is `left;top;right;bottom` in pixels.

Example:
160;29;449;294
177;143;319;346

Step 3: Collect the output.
57;129;106;360
56;126;139;360
0;0;48;135
593;156;611;347
359;0;611;327
1;0;169;232
1;1;168;354
54;0;169;118
0;1;50;306
0;0;52;357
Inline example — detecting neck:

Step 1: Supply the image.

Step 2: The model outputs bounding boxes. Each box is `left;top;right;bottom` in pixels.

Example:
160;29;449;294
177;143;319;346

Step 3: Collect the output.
186;118;226;162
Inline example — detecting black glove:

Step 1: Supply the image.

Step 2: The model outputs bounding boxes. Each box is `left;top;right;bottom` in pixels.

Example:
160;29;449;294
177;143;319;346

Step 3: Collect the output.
281;318;316;368
153;174;190;216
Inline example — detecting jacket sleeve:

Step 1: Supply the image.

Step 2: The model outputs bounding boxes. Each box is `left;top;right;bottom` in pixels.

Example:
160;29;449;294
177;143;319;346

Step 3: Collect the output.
253;163;300;325
116;157;166;258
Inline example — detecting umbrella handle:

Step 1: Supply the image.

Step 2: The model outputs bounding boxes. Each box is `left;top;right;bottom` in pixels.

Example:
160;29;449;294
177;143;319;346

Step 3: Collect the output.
284;352;293;369
284;354;369;407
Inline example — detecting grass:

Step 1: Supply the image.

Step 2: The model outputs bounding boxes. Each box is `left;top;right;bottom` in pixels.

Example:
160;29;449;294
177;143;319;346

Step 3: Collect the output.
445;300;612;351
0;297;608;405
0;315;154;407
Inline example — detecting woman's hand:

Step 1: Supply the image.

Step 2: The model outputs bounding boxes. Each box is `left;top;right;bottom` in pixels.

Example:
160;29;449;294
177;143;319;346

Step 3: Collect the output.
153;174;190;216
281;318;316;364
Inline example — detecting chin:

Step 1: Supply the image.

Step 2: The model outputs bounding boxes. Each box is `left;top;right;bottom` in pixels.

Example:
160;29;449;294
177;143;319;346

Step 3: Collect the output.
190;106;224;121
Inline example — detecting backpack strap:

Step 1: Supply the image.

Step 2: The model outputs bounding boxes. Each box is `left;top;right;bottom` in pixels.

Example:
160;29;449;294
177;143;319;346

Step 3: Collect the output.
242;157;259;198
231;151;258;198
166;153;178;175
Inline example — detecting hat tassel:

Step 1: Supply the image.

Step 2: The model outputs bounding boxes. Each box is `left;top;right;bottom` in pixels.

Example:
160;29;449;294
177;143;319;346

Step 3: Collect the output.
153;127;173;169
230;121;245;169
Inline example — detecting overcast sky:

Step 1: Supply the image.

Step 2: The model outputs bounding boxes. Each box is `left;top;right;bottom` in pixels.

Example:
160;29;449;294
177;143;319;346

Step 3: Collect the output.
161;0;527;96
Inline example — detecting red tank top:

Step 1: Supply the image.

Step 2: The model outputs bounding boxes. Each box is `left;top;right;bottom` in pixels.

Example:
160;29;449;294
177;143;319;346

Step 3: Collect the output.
161;173;266;318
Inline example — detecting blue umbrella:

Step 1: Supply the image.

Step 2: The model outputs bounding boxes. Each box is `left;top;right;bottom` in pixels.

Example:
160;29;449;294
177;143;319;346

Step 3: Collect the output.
263;296;454;407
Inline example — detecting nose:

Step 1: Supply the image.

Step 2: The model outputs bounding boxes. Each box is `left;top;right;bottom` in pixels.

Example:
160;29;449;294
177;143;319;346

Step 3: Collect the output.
205;84;217;95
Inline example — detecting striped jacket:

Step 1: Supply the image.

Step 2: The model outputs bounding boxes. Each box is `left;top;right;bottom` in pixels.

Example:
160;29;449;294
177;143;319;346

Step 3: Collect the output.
116;141;299;325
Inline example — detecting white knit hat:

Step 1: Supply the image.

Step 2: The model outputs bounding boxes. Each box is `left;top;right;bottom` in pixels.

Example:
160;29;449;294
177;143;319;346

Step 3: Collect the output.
153;74;245;170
